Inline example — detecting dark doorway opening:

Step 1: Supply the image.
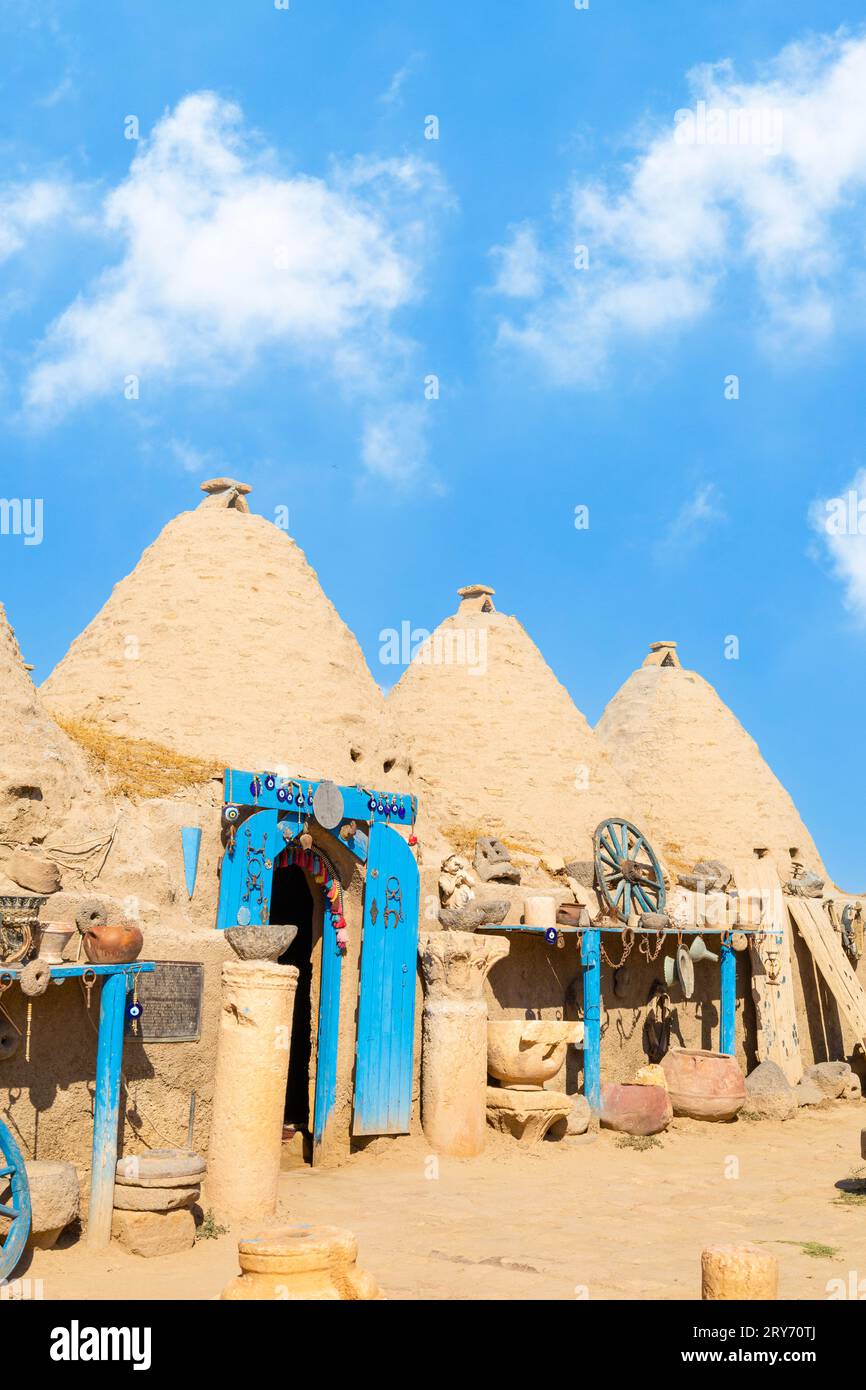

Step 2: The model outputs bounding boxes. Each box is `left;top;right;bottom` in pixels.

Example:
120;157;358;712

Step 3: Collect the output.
270;864;314;1130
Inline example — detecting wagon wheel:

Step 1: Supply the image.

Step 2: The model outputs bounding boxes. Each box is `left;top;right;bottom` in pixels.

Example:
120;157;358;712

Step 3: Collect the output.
0;1118;31;1282
593;818;666;923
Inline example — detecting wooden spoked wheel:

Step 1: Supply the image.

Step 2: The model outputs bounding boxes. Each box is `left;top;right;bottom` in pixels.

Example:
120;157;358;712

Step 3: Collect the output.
0;1118;31;1282
593;818;666;923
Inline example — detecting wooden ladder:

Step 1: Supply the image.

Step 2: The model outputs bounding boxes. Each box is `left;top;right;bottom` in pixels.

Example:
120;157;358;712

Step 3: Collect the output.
731;859;802;1084
787;897;866;1048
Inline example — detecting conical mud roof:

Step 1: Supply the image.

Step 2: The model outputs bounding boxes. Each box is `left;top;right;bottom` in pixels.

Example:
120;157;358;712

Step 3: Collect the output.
595;643;825;879
386;585;640;857
0;602;115;889
41;481;385;782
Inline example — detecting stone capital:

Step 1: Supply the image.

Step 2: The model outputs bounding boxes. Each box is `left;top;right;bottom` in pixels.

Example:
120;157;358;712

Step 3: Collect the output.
418;930;509;1000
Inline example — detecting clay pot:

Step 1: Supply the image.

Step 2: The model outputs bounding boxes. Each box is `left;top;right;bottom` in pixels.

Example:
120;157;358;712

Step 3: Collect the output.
82;922;143;965
37;921;75;965
660;1047;746;1122
600;1082;672;1136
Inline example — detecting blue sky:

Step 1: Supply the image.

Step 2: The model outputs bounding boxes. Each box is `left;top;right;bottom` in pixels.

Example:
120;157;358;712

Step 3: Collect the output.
1;1;865;887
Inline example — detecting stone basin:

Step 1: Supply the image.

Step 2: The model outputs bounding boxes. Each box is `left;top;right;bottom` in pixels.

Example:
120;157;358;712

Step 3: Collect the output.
487;1020;584;1087
224;923;298;962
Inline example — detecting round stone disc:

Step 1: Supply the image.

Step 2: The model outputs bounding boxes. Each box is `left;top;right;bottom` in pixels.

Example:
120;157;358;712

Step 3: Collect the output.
312;780;344;830
115;1149;206;1184
113;1183;200;1211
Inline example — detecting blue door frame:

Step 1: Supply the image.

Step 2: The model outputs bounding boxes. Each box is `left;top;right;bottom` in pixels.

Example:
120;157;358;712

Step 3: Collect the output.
215;772;419;1158
353;822;420;1135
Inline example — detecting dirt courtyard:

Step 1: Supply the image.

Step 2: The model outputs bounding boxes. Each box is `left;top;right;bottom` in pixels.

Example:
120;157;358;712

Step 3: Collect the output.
18;1104;866;1302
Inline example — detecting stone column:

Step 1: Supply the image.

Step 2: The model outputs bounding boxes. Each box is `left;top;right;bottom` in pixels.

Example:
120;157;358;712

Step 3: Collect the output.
701;1244;778;1300
207;960;298;1225
418;931;510;1157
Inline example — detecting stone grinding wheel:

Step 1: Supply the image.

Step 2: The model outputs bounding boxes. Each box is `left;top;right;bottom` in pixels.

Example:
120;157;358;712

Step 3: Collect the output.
75;898;109;933
20;959;51;997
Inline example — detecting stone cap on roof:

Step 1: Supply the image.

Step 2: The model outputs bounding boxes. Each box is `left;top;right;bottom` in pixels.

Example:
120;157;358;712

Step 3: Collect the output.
642;641;680;668
198;478;252;513
457;584;495;613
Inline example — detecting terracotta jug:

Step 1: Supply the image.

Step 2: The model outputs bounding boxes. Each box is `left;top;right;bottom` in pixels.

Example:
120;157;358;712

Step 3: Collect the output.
82;922;143;965
660;1047;745;1122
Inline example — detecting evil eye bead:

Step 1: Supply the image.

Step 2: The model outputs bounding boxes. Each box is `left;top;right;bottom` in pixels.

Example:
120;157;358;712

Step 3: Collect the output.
276;787;289;802
249;778;261;797
295;791;304;807
398;804;406;819
368;797;377;812
264;775;276;791
377;801;385;814
545;928;557;944
224;805;240;822
126;1001;143;1020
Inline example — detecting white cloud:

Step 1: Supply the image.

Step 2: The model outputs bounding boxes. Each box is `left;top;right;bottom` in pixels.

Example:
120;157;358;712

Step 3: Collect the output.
169;438;221;476
0;179;76;262
378;54;423;108
490;223;543;299
654;483;726;564
811;469;866;620
493;31;866;383
24;92;446;475
361;402;430;483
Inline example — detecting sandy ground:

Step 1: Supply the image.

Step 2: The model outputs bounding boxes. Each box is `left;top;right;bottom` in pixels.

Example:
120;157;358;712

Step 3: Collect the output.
16;1104;866;1302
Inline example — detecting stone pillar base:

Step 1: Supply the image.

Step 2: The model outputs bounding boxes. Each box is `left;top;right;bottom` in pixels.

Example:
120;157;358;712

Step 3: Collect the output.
220;1224;380;1300
701;1243;778;1300
486;1087;571;1144
111;1208;196;1258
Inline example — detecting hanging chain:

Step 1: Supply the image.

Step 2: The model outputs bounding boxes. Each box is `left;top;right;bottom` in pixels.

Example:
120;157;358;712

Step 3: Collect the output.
638;927;666;962
600;925;635;969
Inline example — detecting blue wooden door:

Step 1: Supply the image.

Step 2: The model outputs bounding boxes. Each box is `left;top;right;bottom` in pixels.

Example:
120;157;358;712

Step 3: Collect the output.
353;824;420;1135
312;928;343;1163
216;808;281;929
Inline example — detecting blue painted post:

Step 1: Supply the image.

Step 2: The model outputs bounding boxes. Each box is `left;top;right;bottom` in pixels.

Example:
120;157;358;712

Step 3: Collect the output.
87;969;128;1249
720;938;736;1056
312;936;343;1164
583;927;601;1112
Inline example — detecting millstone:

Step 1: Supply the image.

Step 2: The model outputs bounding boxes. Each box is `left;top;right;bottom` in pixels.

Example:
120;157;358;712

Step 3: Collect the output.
113;1183;201;1212
115;1149;206;1185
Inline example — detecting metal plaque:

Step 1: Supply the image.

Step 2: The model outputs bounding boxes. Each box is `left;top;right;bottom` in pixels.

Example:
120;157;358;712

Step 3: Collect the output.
312;779;344;830
125;961;204;1043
